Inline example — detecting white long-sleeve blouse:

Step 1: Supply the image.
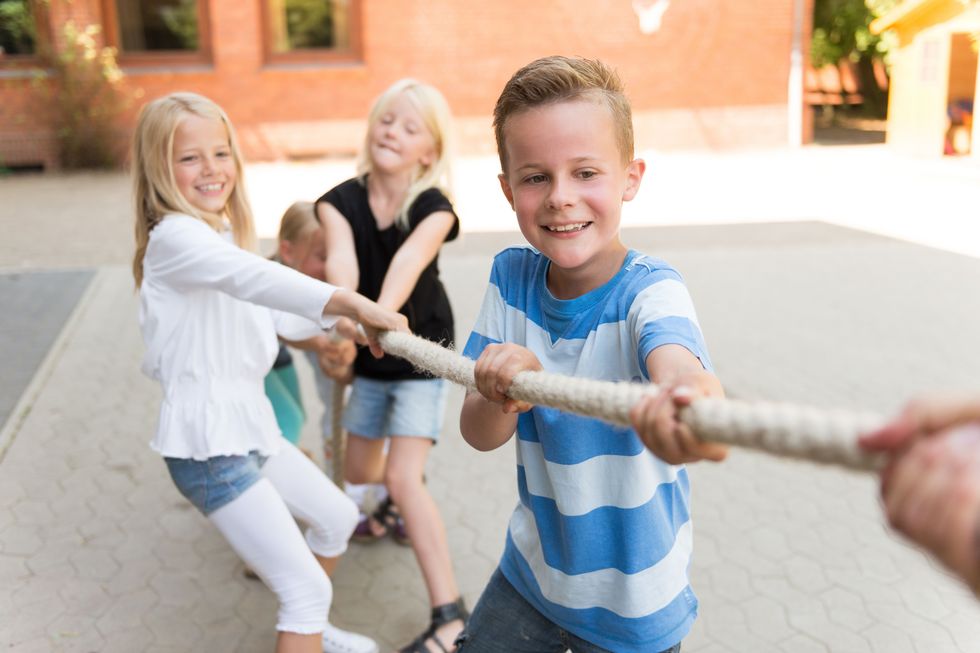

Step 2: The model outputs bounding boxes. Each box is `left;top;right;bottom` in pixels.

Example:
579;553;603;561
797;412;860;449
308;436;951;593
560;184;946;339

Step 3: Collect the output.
139;214;337;460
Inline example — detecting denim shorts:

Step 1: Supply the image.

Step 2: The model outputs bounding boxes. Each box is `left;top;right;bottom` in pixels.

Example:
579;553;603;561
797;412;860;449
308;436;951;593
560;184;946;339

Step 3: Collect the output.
342;376;447;441
165;451;268;515
456;568;682;653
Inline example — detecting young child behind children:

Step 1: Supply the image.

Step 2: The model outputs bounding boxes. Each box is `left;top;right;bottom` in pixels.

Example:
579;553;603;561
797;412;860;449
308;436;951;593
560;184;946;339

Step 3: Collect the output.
316;78;466;652
265;201;356;453
458;56;727;653
272;201;388;520
861;394;980;598
133;92;407;653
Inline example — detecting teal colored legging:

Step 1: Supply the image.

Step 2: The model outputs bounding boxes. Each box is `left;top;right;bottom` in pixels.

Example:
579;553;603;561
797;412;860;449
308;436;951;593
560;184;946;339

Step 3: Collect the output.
264;364;306;445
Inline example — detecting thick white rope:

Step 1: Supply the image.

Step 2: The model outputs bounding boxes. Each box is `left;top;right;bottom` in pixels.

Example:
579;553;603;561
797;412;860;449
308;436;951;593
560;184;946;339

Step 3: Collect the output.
378;330;887;472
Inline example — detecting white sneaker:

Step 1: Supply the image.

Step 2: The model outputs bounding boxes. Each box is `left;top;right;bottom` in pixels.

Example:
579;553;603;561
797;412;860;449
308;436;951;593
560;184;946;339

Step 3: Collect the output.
322;623;379;653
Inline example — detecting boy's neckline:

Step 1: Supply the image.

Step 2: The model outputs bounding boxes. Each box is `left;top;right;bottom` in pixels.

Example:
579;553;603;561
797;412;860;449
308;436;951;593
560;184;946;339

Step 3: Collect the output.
536;250;639;346
540;249;638;313
544;245;630;300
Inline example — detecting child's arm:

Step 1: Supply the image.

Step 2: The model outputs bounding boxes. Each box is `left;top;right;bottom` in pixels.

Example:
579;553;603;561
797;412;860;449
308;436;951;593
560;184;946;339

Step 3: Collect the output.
630;344;728;464
859;394;980;597
278;332;355;381
318;201;360;291
860;394;980;453
279;333;331;353
377;211;456;311
147;216;405;355
323;288;408;358
875;422;980;597
460;343;541;451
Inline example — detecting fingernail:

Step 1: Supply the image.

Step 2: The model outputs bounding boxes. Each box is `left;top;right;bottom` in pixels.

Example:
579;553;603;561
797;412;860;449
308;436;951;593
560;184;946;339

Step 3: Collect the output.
673;386;693;398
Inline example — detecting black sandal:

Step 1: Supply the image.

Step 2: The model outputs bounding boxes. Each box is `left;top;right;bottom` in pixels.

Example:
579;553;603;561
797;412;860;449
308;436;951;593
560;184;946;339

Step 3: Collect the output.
376;496;411;546
398;598;469;653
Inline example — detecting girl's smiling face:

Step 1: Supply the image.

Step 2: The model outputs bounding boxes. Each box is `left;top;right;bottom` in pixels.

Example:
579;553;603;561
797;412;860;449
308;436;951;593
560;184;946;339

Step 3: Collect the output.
172;114;237;216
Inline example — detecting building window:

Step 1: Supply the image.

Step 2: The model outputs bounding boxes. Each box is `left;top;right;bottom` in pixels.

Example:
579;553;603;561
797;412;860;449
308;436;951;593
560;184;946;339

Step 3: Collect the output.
102;0;209;62
264;0;360;62
0;0;38;57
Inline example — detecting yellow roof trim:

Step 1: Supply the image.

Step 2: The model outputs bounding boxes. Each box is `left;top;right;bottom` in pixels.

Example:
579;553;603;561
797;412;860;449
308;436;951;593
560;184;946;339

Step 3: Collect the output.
870;0;940;33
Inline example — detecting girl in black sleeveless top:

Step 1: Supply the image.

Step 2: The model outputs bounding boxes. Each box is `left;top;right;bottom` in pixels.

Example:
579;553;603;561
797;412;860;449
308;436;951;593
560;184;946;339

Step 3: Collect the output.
316;79;468;653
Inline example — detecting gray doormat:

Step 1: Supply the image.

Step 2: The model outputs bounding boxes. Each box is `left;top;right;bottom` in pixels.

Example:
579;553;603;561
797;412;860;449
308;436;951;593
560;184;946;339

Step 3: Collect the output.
0;269;95;430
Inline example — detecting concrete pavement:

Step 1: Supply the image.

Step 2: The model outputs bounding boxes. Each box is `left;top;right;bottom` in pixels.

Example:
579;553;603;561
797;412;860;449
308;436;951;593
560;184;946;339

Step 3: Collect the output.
2;146;980;652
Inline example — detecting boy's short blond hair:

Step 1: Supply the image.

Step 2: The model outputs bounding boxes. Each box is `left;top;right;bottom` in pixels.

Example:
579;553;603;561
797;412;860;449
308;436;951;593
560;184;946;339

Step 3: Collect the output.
493;56;634;171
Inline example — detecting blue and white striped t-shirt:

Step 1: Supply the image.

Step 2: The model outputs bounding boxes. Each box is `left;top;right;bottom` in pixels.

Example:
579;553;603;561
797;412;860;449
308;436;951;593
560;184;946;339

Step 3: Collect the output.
462;246;713;653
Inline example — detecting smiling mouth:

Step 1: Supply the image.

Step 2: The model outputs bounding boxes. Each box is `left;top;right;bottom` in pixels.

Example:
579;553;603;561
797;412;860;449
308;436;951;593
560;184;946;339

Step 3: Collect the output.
196;183;224;193
544;222;590;233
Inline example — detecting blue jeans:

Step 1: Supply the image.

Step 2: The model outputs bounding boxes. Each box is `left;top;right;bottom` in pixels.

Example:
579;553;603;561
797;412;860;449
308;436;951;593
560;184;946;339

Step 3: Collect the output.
342;376;447;441
455;568;682;653
164;451;267;515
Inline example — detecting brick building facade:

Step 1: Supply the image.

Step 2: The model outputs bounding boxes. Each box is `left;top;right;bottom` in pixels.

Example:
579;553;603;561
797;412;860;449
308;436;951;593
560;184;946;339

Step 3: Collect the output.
0;0;814;169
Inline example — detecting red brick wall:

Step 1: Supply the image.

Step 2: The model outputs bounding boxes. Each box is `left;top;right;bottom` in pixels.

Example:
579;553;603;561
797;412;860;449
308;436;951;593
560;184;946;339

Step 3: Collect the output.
1;0;812;167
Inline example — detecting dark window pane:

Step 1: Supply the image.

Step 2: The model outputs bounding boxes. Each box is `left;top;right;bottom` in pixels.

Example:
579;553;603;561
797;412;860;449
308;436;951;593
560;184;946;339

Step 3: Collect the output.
0;0;37;56
115;0;198;52
268;0;350;53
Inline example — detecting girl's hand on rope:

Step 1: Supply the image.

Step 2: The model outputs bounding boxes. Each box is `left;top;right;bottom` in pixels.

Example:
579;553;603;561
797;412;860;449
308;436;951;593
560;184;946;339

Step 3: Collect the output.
876;422;980;598
631;374;728;465
347;297;409;359
474;343;542;414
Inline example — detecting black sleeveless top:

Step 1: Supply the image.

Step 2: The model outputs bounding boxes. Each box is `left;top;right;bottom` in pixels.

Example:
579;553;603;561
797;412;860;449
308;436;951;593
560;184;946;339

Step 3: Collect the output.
316;177;459;380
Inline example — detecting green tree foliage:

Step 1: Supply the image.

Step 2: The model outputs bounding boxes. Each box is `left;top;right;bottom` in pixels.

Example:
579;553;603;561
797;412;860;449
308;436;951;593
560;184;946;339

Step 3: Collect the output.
0;0;36;55
811;0;897;116
284;0;335;49
36;22;128;168
812;0;896;66
159;0;199;50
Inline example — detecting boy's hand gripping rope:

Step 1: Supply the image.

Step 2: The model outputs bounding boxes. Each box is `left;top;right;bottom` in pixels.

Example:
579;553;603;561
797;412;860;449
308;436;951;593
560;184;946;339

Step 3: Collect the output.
377;330;887;472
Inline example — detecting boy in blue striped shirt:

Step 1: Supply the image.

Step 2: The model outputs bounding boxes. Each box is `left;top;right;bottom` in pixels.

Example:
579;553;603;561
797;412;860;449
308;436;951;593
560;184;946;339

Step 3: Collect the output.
457;56;728;653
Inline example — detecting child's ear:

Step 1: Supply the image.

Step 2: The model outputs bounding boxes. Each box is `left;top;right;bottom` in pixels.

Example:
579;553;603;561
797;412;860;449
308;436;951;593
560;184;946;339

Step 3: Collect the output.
498;173;515;210
279;240;293;265
622;158;646;202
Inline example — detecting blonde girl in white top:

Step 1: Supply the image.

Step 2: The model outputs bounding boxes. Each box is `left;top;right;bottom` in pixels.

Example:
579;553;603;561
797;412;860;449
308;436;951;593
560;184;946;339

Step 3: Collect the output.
133;92;404;653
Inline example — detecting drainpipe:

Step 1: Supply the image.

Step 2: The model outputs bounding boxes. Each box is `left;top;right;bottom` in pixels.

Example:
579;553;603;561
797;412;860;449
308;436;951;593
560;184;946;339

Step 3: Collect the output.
787;0;806;146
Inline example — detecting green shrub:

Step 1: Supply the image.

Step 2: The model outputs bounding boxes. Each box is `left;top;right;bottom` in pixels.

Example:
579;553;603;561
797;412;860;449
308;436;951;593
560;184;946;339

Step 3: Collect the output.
35;21;128;169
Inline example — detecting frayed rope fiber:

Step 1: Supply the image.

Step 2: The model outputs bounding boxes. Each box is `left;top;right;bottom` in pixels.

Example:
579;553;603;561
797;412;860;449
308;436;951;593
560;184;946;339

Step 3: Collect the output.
378;330;887;472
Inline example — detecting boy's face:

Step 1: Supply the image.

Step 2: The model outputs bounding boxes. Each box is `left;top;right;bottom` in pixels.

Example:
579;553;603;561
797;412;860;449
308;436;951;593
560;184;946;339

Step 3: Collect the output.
498;99;644;295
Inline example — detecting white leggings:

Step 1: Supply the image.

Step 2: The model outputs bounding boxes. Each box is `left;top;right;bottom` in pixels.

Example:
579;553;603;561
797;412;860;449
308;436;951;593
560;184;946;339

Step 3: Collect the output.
209;441;359;634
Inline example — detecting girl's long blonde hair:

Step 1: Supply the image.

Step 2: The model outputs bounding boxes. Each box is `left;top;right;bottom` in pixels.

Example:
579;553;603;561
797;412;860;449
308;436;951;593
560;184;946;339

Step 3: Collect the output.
131;92;256;287
356;79;454;231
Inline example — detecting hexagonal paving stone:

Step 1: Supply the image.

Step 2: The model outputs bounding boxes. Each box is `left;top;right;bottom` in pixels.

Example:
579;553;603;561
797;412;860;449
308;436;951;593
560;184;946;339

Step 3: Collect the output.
68;547;120;581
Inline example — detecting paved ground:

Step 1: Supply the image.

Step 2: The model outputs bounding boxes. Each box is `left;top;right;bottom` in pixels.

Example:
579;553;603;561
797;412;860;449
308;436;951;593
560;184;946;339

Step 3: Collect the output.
2;145;980;652
0;270;94;429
